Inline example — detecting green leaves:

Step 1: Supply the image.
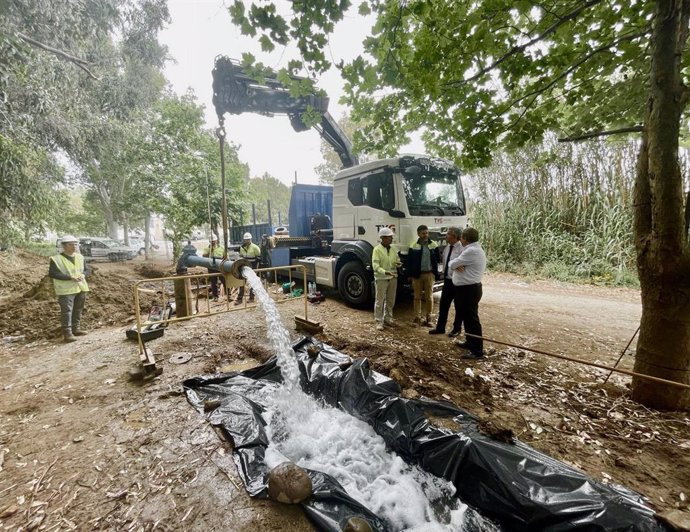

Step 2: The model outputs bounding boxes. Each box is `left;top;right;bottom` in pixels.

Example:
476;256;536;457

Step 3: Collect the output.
228;0;659;170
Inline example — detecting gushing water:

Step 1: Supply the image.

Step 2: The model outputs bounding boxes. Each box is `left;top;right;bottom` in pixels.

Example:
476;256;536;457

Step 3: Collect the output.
241;269;497;531
243;268;300;388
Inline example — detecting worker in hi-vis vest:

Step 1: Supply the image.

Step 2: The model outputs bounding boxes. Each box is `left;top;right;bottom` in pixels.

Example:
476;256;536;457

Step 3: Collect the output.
49;235;90;342
235;232;261;305
203;234;225;301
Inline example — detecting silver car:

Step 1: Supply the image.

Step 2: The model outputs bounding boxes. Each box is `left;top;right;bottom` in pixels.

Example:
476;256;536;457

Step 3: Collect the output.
79;237;136;261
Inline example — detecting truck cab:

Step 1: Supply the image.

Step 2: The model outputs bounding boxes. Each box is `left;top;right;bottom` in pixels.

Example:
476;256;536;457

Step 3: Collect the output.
329;154;466;305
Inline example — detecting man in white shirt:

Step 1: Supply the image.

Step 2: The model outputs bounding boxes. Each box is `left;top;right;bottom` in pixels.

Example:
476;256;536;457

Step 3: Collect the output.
448;227;487;359
429;227;463;336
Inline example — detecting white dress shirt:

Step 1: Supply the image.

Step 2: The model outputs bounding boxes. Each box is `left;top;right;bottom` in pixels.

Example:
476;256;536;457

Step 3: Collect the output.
448;242;486;286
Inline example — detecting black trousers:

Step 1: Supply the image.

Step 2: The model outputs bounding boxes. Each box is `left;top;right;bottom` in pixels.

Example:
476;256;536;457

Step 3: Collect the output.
435;278;460;333
454;283;483;352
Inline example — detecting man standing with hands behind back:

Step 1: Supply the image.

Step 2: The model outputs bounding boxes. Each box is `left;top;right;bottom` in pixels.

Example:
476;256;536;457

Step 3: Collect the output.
49;235;89;343
372;227;399;331
448;227;487;359
407;224;440;327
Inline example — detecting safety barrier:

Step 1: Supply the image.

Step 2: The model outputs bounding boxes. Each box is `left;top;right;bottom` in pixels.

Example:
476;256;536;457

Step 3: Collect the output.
132;264;310;372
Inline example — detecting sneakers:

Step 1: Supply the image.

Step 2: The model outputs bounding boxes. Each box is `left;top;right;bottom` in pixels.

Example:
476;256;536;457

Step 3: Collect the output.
72;329;87;337
462;351;484;360
422;317;433;328
376;323;384;331
447;329;461;338
428;329;444;335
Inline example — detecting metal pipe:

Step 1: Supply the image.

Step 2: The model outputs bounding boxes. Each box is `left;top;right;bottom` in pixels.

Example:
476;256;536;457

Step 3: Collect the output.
465;334;690;390
183;254;252;279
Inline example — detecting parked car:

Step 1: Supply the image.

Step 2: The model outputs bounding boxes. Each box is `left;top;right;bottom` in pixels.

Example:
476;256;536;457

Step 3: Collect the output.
120;237;159;256
121;237;145;256
79;237;136;261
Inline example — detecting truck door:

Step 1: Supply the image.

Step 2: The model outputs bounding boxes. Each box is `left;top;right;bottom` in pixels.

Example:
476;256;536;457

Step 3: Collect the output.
358;172;397;244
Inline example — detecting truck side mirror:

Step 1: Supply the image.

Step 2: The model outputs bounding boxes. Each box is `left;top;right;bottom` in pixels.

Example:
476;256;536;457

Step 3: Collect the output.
388;209;406;218
404;165;422;176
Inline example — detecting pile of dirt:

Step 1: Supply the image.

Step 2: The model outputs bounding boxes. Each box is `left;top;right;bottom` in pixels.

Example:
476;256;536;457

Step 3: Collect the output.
0;251;155;341
135;262;175;279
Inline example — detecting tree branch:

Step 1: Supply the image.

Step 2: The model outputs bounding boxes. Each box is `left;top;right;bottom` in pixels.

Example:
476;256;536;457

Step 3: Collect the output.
17;32;100;80
460;0;604;84
558;126;644;142
482;29;650;129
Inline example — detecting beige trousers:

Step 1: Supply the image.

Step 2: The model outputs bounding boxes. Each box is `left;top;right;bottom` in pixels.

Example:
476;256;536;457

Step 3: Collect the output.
374;278;397;324
412;272;435;319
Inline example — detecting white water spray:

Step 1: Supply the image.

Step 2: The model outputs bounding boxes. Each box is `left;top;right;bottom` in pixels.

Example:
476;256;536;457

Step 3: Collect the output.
241;269;497;531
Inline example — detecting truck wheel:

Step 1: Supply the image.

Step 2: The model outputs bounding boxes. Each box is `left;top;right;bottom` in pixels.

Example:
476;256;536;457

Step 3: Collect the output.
337;261;372;307
108;253;118;262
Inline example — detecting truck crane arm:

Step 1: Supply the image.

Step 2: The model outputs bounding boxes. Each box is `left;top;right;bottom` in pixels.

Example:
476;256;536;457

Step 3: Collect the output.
212;56;359;168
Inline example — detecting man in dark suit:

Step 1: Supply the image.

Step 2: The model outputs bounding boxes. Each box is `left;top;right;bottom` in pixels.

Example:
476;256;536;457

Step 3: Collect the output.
429;226;463;337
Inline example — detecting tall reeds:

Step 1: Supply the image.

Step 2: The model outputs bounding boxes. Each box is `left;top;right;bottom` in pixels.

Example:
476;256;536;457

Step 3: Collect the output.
467;134;690;285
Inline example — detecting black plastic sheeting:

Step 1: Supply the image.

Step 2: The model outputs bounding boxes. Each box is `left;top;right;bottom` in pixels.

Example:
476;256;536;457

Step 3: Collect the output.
183;337;668;532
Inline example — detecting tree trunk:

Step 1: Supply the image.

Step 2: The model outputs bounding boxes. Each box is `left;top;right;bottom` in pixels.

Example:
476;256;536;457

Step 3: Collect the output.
632;0;690;410
95;183;121;239
122;216;129;245
144;212;152;261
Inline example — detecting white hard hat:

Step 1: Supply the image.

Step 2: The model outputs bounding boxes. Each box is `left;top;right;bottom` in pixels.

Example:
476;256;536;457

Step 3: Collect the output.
60;235;78;244
211;234;219;241
243;232;252;240
378;227;394;238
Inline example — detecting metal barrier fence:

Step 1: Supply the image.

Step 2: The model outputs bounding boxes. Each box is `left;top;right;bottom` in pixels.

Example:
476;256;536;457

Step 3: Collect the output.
132;264;310;373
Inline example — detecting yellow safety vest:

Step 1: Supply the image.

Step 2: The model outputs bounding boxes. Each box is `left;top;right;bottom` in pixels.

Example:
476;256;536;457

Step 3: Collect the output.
50;254;89;296
239;243;261;259
203;245;224;258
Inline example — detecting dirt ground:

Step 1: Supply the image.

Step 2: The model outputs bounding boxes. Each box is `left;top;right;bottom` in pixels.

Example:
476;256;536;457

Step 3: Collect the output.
0;249;688;531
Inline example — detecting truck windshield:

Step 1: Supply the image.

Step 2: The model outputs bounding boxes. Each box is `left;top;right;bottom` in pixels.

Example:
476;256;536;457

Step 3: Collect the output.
401;174;466;216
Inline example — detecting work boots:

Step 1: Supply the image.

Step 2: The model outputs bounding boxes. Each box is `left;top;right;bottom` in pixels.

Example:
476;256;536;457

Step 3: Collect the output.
63;328;77;343
72;320;87;336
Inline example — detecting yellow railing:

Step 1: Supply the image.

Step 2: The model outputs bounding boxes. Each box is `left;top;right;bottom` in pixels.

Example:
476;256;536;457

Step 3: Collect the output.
132;264;310;368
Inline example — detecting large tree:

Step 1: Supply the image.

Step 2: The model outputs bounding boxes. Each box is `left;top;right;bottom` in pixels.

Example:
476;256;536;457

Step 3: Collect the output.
244;172;291;224
1;0;170;239
230;0;690;409
141;92;248;257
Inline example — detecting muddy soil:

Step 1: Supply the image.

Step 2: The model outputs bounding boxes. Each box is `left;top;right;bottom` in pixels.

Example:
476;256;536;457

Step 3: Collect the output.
0;249;688;531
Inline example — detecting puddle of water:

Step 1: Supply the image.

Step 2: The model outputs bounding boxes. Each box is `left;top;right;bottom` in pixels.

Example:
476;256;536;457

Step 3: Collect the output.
242;268;498;531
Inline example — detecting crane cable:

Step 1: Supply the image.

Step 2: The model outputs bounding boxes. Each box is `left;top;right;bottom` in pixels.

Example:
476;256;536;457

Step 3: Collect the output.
217;122;229;261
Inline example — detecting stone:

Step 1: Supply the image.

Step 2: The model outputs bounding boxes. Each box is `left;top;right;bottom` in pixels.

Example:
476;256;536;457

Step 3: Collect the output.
343;516;373;532
203;399;222;412
389;367;411;388
267;462;312;504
